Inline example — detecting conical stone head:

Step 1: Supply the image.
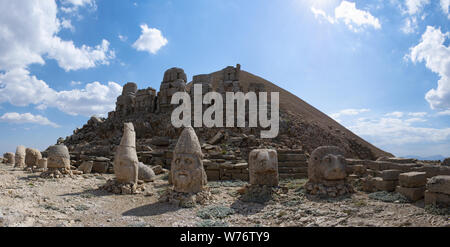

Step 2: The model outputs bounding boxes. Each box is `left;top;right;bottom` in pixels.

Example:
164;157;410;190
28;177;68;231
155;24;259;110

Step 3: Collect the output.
171;127;207;193
120;122;136;147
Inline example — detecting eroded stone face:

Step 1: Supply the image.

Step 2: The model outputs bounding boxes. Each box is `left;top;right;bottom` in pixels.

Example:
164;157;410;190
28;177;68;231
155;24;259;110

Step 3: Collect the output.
248;149;279;186
25;148;42;168
171;127;207;193
47;145;70;169
114;122;139;184
4;152;15;165
308;146;347;183
15;145;26;168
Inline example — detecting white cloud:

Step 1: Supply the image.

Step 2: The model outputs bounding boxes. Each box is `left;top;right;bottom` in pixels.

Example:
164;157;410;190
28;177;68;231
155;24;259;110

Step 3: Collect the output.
60;18;74;31
60;0;97;13
311;7;335;24
0;1;119;117
405;117;427;123
330;108;370;119
385;111;404;118
310;1;381;32
401;16;418;34
0;1;114;71
409;26;450;110
348;116;450;145
118;34;128;42
132;24;168;54
437;109;450;116
0;112;59;128
408;112;427;117
404;0;430;15
0;68;122;117
441;0;450;18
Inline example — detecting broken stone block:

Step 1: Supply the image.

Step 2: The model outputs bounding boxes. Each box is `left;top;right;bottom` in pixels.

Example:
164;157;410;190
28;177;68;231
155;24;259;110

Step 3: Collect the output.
373;177;397;192
208;131;223;145
426;175;450;195
399;172;427;188
46;145;69;169
78;161;93;174
380;169;401;181
424;190;450;207
138;162;156;182
92;161;109;173
38;158;47;169
3;152;15;165
396;186;425;201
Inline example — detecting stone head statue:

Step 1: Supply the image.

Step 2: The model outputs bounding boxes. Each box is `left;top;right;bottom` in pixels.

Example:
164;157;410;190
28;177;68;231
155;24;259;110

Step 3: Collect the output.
114;122;139;184
47;145;70;169
15;145;26;168
308;146;347;183
171;126;207;193
249;149;279;186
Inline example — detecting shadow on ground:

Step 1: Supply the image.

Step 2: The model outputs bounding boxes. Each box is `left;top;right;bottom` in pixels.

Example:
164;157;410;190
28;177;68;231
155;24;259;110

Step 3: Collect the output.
122;202;181;216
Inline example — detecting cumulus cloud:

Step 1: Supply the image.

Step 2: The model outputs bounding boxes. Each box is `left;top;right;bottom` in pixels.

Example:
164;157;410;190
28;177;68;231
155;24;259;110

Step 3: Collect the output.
401;16;418;34
0;69;122;116
311;1;381;32
330;108;370;119
409;26;450;110
132;24;168;54
0;112;59;128
0;1;114;71
0;1;119;117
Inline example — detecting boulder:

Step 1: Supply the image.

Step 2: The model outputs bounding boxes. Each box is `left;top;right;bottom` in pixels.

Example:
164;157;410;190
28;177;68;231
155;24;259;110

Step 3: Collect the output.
78;161;93;174
396;186;425;201
3;152;15;165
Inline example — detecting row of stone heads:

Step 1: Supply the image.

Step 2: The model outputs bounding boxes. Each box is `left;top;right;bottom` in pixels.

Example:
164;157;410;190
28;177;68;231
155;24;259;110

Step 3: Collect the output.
2;144;72;170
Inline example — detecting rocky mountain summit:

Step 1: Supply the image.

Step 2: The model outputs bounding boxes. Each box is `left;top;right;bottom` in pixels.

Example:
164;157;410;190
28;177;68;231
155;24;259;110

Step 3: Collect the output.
62;65;391;174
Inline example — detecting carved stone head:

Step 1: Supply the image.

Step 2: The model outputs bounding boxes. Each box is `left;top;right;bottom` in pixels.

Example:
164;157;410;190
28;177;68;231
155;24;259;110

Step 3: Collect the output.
249;149;279;186
308;146;347;183
171;127;207;193
47;145;70;169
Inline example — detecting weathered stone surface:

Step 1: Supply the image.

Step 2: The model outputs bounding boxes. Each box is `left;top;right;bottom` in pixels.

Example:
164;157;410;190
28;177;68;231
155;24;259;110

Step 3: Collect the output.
380;169;401;181
308;146;347;183
208;131;223;145
78;161;93;174
170;126;207;193
37;158;47;169
361;176;377;192
151;136;170;146
373;177;397;192
114;123;139;184
25;148;42;167
14;145;26;168
426;175;450;195
442;158;450;166
384;157;417;164
3;152;15;165
399;172;427;188
424;190;450;207
278;154;307;162
46;145;70;169
396;186;425;201
248;149;278;186
138;162;156;182
92;161;109;173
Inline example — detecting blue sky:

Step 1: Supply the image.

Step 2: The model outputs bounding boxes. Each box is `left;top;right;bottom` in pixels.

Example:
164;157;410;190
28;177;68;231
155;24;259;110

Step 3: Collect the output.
0;0;449;158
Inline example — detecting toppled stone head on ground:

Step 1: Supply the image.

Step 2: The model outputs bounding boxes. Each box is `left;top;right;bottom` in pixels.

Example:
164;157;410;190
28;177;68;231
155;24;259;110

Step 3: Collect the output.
308;146;347;183
248;149;279;186
47;145;70;169
15;145;26;168
114;122;139;184
170;126;207;193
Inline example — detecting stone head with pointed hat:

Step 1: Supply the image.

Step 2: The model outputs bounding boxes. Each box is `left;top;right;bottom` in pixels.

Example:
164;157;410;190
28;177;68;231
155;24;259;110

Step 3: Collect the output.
171;126;207;193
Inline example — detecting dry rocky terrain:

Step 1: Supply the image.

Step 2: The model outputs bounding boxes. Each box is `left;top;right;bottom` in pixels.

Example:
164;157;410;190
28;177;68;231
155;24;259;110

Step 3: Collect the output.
0;162;448;227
